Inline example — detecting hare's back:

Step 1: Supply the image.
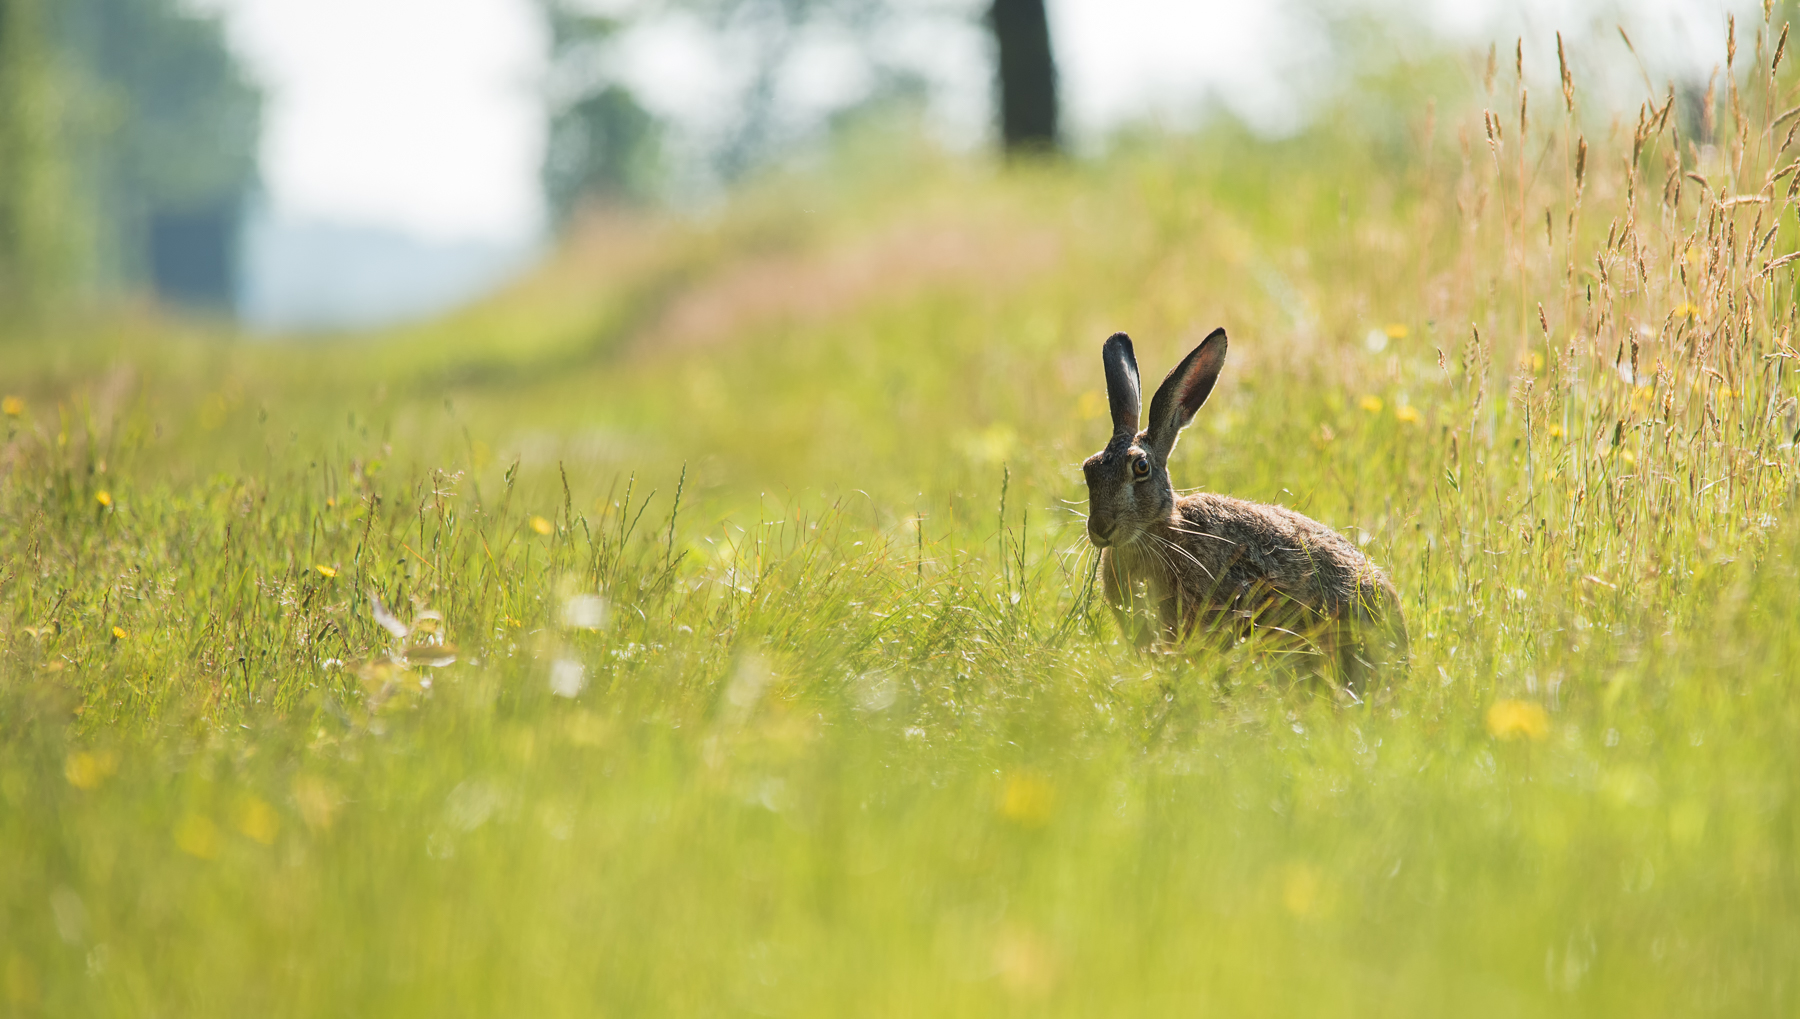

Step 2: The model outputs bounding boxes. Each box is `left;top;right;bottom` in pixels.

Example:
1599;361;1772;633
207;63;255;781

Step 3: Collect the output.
1174;493;1393;608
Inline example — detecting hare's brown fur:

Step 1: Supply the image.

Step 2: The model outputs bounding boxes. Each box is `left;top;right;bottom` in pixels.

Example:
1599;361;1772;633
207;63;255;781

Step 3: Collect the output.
1083;330;1408;692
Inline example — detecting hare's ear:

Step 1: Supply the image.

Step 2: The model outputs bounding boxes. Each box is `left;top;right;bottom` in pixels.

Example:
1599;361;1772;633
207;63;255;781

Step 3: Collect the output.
1102;332;1141;438
1145;328;1228;462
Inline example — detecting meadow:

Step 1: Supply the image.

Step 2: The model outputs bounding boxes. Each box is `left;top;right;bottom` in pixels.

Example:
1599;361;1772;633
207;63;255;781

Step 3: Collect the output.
5;23;1800;1016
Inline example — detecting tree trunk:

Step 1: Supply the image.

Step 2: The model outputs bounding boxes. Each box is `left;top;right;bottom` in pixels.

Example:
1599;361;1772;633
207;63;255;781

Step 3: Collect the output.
988;0;1058;152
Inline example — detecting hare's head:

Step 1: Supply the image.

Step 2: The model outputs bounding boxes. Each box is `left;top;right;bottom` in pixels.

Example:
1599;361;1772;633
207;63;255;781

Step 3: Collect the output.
1081;329;1228;548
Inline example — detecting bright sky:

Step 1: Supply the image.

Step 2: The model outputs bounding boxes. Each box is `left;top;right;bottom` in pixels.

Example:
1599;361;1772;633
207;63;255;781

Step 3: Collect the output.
211;0;546;241
206;0;1758;244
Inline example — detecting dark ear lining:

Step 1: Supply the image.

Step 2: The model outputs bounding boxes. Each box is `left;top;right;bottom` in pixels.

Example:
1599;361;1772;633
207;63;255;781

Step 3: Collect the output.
1101;332;1141;438
1145;328;1228;460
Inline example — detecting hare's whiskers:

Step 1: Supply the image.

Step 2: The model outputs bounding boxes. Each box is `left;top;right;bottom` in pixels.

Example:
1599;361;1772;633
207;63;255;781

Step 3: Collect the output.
1131;533;1185;592
1167;523;1235;546
1150;531;1215;582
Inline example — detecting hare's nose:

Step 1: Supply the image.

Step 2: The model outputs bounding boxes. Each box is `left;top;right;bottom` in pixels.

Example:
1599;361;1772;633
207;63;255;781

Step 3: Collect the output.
1089;519;1116;543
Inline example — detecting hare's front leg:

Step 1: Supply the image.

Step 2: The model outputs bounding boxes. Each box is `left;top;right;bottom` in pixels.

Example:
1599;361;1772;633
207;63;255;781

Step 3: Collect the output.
1100;550;1156;650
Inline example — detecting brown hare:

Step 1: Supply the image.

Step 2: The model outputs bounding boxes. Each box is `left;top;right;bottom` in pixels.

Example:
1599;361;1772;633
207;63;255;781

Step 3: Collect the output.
1081;329;1408;695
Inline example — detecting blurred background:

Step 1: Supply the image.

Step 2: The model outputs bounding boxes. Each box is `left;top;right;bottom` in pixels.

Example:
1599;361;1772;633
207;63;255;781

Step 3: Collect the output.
0;0;1760;333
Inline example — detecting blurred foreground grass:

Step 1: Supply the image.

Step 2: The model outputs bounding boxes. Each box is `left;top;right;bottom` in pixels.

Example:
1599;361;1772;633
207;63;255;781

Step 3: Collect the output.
6;32;1800;1016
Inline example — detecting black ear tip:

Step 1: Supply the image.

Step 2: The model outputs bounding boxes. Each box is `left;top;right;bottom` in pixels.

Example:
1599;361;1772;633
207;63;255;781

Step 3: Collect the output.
1204;327;1228;349
1104;331;1133;352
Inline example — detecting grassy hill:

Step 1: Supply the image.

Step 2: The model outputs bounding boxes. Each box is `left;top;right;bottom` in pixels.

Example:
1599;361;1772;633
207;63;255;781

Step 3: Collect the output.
4;34;1800;1015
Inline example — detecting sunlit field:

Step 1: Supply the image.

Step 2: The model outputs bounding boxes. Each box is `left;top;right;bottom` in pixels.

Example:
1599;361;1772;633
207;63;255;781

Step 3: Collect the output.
6;25;1800;1016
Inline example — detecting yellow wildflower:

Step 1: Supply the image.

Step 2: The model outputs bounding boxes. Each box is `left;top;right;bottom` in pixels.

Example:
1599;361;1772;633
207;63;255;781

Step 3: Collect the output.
998;771;1056;827
1486;699;1549;742
111;626;128;640
235;796;280;845
1384;323;1409;340
1;396;22;416
64;750;119;790
95;491;112;507
1281;862;1324;917
174;815;220;859
1394;405;1422;424
529;516;554;536
1359;395;1384;414
315;564;338;578
1548;424;1565;438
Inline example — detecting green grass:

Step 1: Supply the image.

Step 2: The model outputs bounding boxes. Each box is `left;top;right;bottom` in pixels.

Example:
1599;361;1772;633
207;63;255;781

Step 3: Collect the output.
6;35;1800;1015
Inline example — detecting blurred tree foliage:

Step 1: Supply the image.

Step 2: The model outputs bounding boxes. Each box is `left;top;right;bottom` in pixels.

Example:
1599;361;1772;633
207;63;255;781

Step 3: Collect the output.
538;0;945;211
679;0;892;181
0;0;77;311
0;0;259;316
540;4;664;226
59;0;261;305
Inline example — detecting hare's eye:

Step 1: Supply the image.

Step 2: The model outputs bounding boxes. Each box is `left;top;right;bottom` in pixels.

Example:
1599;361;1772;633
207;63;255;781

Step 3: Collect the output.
1132;457;1151;479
